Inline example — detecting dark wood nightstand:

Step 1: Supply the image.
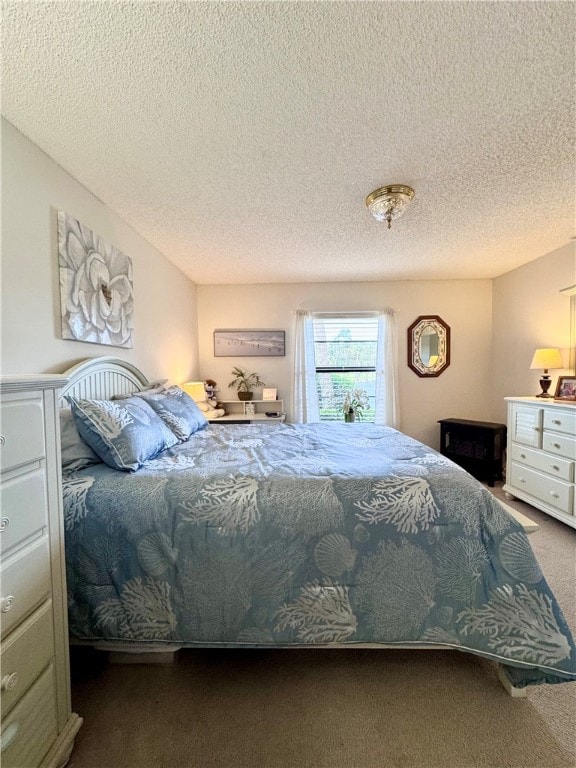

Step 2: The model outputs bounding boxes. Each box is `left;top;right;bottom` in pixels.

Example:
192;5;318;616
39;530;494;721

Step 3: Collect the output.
438;418;507;487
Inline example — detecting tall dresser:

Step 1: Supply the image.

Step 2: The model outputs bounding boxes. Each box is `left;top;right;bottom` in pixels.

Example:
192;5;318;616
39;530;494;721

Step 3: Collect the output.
0;376;82;767
504;397;576;529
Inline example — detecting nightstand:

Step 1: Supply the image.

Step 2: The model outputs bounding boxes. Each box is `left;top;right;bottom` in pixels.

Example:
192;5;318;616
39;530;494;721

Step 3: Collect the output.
209;400;286;425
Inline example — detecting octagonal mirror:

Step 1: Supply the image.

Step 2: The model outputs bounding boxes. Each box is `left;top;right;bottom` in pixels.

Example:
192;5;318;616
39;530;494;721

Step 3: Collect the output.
407;315;450;377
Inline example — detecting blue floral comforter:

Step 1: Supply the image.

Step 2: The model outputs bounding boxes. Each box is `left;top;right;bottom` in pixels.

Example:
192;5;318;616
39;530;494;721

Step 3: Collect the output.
63;423;576;687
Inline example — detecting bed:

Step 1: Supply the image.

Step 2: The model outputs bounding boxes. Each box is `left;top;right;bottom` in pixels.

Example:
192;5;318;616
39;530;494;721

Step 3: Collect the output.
59;357;576;695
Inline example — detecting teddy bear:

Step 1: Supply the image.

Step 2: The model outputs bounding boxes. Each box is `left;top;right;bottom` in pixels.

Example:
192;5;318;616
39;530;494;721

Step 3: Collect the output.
196;399;226;420
196;379;226;420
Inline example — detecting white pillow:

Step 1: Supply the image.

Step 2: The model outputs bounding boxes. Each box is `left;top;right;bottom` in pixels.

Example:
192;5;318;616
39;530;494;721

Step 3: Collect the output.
60;407;102;472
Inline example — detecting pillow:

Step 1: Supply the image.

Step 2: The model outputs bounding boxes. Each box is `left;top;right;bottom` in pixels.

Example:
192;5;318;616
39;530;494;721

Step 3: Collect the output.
111;382;167;400
138;386;208;442
60;407;102;472
68;395;179;471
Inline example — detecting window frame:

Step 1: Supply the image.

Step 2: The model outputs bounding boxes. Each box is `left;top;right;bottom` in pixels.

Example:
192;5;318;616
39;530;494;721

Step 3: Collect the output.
312;313;380;422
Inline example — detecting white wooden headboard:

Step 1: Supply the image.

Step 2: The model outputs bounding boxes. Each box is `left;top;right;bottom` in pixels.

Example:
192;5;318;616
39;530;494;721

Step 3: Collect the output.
59;357;164;406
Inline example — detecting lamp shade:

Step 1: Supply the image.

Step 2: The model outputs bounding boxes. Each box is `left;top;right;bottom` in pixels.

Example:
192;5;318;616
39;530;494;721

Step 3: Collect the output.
529;348;563;371
181;381;206;402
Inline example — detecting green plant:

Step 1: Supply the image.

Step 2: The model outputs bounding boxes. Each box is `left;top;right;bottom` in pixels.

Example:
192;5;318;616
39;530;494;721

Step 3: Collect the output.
228;366;266;393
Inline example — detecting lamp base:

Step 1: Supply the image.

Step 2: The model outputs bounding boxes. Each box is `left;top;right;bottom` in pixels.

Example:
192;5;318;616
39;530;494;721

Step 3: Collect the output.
536;376;553;398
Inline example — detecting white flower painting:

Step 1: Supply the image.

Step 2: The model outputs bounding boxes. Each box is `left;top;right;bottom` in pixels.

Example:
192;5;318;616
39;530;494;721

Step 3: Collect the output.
58;212;134;347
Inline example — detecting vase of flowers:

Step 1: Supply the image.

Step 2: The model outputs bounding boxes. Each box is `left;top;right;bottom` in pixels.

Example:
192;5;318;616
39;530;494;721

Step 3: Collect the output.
342;389;370;422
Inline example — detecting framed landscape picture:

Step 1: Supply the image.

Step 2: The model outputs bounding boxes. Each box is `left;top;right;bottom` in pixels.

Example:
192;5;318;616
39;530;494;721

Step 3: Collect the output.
214;330;285;357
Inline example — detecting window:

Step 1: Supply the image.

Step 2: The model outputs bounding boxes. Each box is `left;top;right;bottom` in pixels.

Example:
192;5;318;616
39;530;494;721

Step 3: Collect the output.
293;308;398;427
313;315;379;422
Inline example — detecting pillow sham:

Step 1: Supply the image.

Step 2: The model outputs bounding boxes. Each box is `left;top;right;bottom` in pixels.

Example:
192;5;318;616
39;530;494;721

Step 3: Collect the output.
68;395;179;471
138;386;208;442
60;406;102;472
111;382;167;400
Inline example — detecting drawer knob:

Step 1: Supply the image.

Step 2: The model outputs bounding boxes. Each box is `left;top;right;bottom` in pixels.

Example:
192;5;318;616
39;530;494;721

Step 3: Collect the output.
0;518;9;532
1;673;19;692
519;477;526;483
552;443;561;449
552;419;561;425
520;453;526;459
0;435;5;447
551;465;560;472
550;492;560;499
0;596;14;613
0;723;18;752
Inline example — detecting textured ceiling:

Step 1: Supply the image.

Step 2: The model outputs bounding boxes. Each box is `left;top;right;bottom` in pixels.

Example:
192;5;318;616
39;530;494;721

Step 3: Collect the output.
2;1;575;285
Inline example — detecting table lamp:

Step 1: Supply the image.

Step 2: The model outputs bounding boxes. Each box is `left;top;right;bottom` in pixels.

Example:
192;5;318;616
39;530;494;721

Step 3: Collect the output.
529;348;563;397
181;381;206;402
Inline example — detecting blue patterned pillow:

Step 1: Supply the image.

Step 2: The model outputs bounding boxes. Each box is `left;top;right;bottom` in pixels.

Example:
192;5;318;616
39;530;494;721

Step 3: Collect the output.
68;396;179;471
138;386;208;442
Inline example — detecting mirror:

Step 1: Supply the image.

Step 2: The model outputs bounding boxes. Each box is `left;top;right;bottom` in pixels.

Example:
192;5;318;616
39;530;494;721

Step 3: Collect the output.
408;315;451;377
560;285;576;373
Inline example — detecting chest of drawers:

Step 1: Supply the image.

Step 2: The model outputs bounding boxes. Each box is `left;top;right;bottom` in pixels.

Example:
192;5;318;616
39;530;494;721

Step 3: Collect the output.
0;376;82;767
504;397;575;528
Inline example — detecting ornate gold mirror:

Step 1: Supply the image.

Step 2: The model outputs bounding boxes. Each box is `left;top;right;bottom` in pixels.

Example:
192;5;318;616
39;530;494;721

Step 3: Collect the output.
407;315;451;377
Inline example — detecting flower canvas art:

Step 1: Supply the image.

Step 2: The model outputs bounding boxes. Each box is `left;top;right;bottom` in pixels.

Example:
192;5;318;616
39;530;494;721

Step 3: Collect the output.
58;212;134;348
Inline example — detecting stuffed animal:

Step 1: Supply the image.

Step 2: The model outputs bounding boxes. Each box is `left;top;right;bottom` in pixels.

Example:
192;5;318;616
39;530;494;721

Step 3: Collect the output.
196;398;226;420
204;379;217;399
195;380;226;419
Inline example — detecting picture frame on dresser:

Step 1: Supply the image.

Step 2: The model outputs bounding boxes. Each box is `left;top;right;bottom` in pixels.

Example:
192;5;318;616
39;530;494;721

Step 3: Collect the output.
554;376;576;401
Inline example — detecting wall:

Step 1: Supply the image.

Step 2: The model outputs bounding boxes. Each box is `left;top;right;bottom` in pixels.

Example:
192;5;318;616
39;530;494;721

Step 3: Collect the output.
1;119;199;383
491;242;575;422
197;280;493;448
6;113;568;437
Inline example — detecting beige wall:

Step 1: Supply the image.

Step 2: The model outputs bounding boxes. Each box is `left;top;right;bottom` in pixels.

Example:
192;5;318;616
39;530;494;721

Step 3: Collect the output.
197;280;493;448
491;242;575;423
1;119;199;383
4;117;571;444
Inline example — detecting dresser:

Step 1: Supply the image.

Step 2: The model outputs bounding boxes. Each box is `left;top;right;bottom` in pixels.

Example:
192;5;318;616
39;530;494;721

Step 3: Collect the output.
503;397;576;529
0;376;82;767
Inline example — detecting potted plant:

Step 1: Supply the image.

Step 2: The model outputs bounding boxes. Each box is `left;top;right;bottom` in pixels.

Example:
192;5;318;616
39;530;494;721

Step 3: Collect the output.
228;366;266;401
342;389;370;422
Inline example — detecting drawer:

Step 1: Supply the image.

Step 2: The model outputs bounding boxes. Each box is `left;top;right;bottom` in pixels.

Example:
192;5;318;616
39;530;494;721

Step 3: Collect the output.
0;399;45;473
0;664;57;768
1;537;50;639
510;462;573;515
0;601;54;717
511;444;574;482
542;431;576;462
0;469;48;556
543;409;576;437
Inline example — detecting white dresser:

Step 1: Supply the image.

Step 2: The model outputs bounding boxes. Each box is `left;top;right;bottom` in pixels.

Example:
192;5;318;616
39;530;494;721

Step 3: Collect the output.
504;397;576;529
0;376;82;767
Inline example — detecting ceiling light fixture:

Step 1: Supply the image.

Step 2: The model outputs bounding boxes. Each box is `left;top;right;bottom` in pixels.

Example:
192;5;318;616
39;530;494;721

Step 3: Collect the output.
366;184;415;229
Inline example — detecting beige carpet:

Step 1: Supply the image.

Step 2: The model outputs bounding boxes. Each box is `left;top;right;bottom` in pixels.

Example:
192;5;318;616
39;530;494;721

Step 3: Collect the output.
67;484;576;768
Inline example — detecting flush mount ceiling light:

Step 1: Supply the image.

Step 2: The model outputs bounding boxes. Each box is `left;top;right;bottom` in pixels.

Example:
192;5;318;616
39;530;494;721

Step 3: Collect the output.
366;184;415;229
